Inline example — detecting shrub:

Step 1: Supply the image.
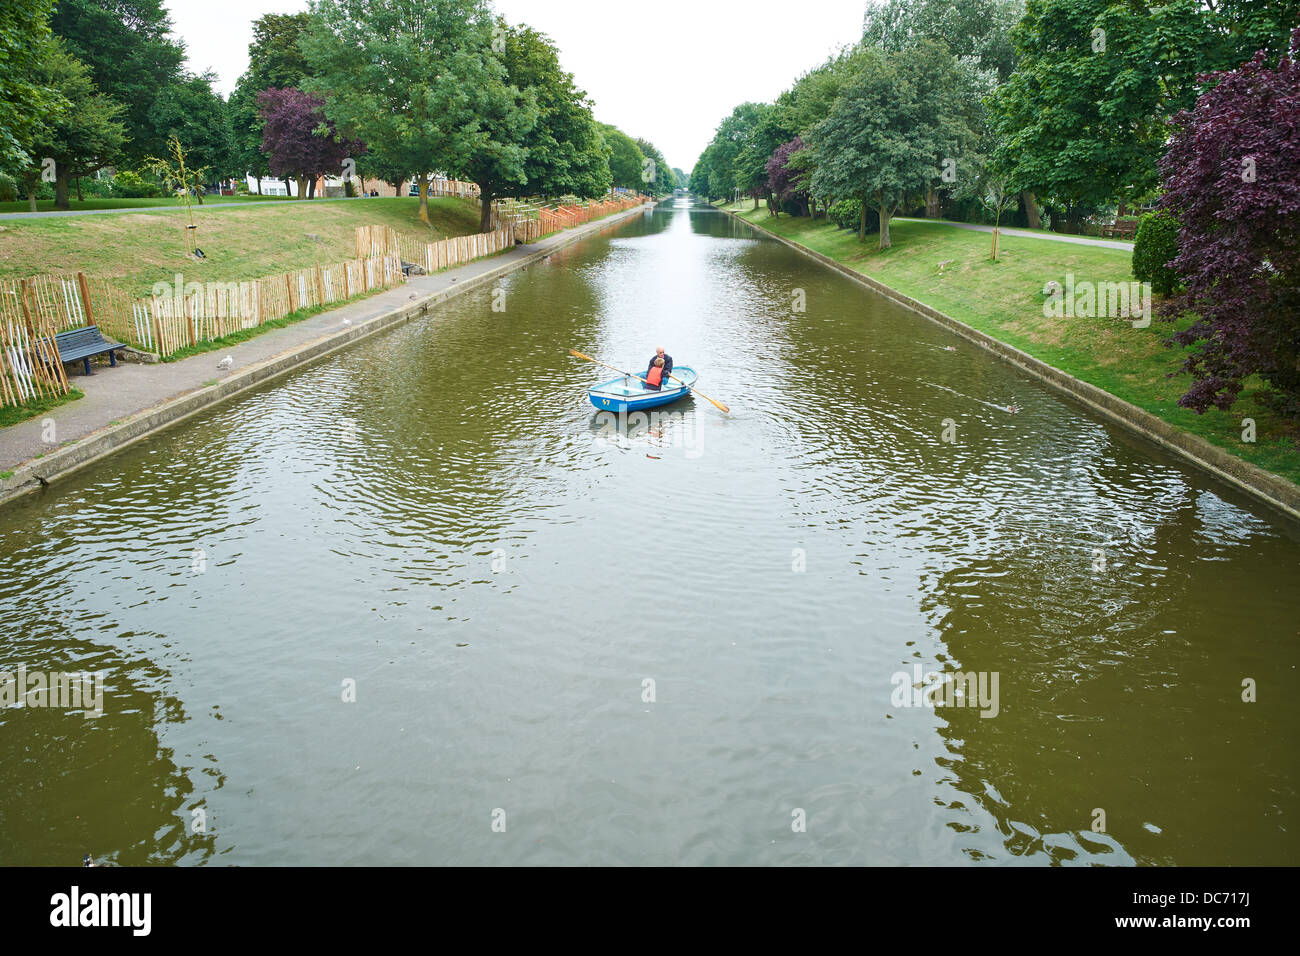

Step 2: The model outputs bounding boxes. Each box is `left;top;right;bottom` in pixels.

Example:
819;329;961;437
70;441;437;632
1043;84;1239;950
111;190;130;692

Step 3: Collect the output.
779;196;807;216
81;176;113;198
828;198;879;235
111;170;160;198
1132;210;1182;295
0;172;16;203
828;198;858;229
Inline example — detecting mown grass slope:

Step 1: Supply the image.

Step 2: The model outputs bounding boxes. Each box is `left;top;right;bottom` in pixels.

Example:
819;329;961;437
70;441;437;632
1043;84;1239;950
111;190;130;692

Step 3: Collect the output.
0;196;482;295
728;204;1299;486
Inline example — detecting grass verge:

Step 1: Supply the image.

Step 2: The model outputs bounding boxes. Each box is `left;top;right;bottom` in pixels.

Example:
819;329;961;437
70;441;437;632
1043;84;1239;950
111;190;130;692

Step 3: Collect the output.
732;207;1300;487
0;387;84;429
158;286;390;362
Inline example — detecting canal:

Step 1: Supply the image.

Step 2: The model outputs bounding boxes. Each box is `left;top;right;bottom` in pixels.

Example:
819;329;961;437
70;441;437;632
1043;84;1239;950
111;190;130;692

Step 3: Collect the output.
1;198;1296;865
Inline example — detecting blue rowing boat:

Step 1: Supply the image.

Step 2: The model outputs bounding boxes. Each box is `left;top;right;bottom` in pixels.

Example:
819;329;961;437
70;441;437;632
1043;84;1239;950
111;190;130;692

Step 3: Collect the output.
588;366;698;412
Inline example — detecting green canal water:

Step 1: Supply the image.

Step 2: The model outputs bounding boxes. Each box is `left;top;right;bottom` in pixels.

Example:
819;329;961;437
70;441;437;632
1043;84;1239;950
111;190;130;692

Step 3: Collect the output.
1;199;1297;865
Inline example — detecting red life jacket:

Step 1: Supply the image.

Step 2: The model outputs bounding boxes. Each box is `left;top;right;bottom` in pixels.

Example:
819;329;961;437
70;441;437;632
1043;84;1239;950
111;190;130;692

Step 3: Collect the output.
646;366;663;387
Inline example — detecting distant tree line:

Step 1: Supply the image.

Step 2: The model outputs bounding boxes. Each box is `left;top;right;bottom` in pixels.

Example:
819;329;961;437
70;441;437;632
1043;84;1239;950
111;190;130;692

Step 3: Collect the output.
0;0;678;225
688;0;1299;417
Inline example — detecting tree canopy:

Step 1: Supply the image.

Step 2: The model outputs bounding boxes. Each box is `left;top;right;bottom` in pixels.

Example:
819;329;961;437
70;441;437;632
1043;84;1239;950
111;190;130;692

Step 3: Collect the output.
1160;28;1300;416
600;125;646;191
0;0;63;170
810;41;972;247
14;40;127;210
458;20;538;230
302;0;497;224
51;0;186;163
258;88;358;199
502;24;611;200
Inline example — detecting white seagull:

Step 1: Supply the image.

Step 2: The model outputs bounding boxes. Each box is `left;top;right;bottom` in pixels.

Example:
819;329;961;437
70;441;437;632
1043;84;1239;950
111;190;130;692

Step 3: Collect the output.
216;355;233;370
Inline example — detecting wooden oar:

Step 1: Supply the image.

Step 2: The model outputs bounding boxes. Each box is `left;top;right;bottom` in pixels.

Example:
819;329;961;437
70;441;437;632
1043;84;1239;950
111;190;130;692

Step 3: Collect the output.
568;349;730;413
569;349;655;388
665;370;729;413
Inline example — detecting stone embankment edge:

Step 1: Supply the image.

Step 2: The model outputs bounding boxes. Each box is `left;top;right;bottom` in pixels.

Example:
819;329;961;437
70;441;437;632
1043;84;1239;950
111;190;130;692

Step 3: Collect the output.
0;202;654;508
725;209;1300;525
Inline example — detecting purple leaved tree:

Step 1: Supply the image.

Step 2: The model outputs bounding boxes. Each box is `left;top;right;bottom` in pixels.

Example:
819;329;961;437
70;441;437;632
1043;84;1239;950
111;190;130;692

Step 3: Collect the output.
1159;27;1300;417
766;137;809;218
257;88;362;200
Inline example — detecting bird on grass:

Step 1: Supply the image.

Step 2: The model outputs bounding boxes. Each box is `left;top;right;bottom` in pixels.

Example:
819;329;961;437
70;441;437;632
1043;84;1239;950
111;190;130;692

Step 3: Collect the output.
216;355;233;370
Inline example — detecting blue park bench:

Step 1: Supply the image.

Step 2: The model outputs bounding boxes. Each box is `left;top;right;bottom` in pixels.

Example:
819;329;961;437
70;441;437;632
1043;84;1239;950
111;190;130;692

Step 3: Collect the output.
54;325;125;376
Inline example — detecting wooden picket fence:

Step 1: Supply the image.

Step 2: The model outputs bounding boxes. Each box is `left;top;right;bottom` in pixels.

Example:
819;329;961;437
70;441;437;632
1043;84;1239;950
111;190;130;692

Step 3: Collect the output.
145;256;402;357
0;255;403;404
359;192;649;258
0;278;71;408
355;224;515;271
514;195;645;237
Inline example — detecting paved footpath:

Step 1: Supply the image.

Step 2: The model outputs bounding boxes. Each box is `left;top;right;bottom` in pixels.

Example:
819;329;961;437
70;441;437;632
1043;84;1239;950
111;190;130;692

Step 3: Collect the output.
0;205;652;476
893;218;1135;250
718;203;1136;251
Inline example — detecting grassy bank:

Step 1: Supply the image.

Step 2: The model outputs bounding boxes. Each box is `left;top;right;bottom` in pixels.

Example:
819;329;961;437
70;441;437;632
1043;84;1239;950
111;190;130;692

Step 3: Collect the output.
0;387;84;431
728;205;1299;486
159;286;392;363
0;196;482;296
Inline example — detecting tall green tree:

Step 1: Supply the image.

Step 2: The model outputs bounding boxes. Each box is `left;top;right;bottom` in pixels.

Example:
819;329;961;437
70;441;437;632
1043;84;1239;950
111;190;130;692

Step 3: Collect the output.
302;0;498;225
703;102;768;202
16;41;127;210
988;0;1298;229
689;144;716;198
775;46;874;137
862;0;1026;220
635;137;674;194
766;55;870;200
227;83;270;192
0;0;64;170
501;23;609;200
600;125;646;191
51;0;186;163
228;12;317;193
810;41;970;247
731;105;793;207
459;20;537;231
862;0;1024;80
151;74;237;193
244;13;313;91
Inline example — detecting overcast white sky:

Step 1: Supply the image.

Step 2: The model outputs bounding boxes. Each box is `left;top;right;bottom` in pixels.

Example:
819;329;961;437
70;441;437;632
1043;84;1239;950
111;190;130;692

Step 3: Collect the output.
164;0;869;172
